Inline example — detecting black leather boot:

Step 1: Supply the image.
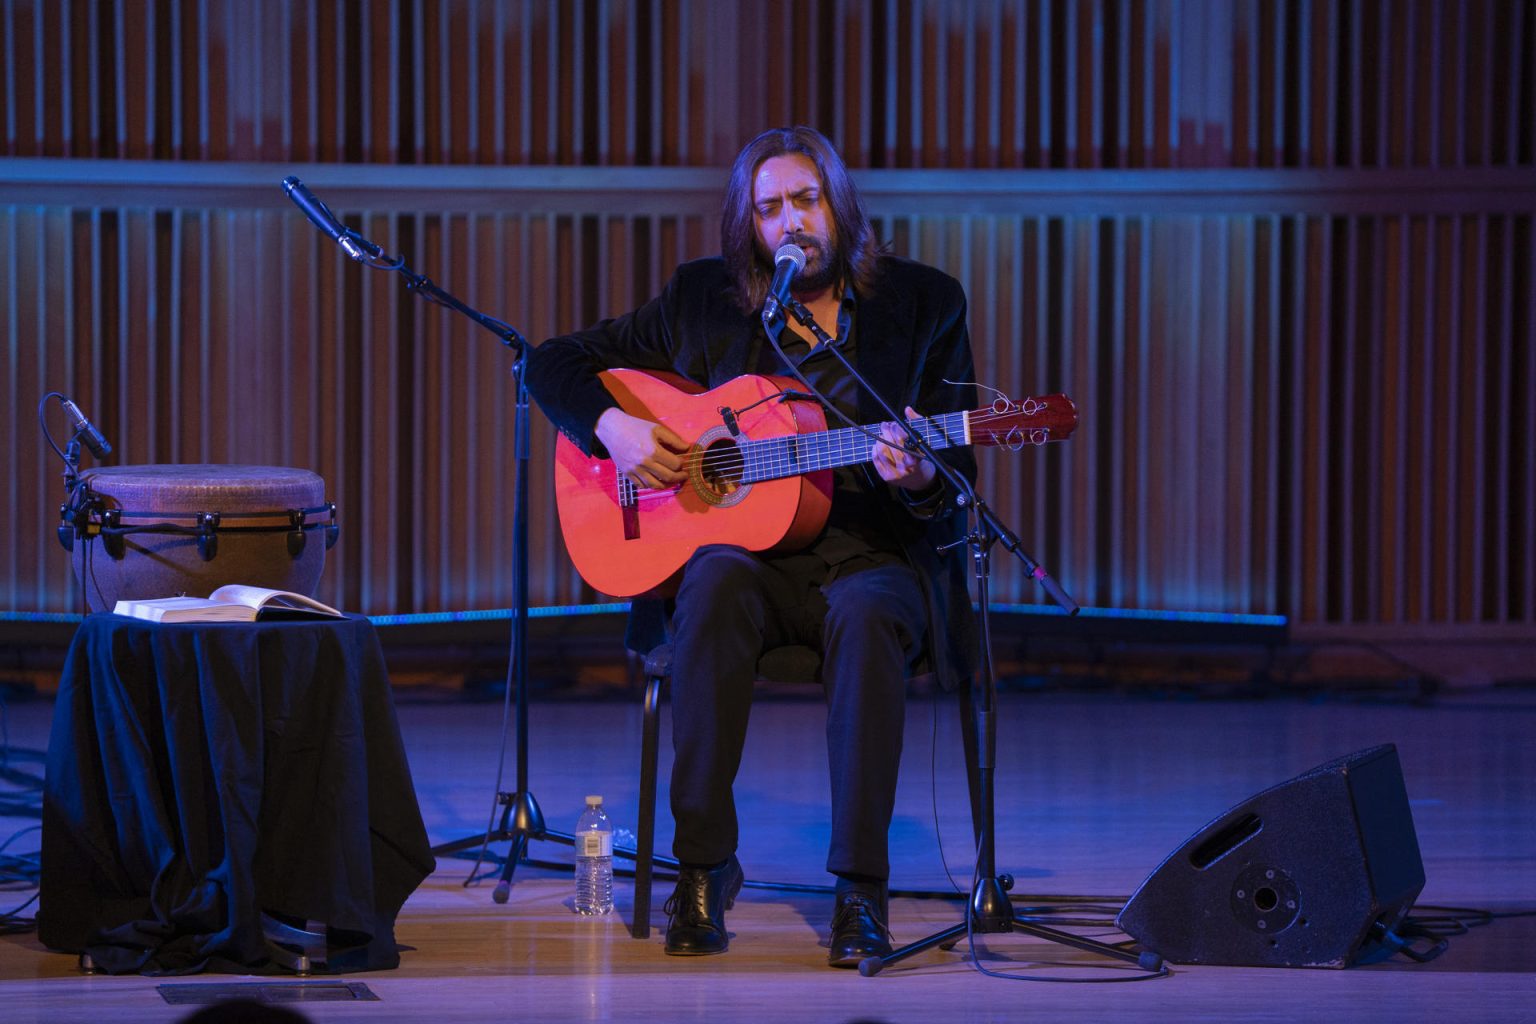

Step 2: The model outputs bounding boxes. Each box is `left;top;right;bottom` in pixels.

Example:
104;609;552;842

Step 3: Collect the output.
828;881;891;967
663;855;744;955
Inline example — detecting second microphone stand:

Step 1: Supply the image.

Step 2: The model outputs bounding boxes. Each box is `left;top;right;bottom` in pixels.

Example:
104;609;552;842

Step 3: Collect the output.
773;298;1163;979
344;237;576;901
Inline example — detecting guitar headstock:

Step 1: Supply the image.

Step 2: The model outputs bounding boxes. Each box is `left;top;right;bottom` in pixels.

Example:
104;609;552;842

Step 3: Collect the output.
969;393;1078;448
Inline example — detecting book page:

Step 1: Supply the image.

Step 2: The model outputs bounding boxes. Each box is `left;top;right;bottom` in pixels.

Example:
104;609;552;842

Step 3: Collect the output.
208;585;343;618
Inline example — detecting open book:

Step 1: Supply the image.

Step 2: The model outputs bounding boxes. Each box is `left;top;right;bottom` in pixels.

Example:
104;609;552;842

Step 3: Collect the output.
113;584;344;624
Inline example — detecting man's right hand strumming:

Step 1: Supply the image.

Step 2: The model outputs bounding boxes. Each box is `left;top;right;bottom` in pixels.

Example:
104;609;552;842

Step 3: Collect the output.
595;407;690;489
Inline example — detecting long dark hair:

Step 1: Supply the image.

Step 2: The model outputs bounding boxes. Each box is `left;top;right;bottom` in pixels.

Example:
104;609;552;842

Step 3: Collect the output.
721;126;881;314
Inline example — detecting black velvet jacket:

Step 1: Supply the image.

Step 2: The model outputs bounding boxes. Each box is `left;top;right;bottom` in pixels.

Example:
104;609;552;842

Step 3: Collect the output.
525;255;979;690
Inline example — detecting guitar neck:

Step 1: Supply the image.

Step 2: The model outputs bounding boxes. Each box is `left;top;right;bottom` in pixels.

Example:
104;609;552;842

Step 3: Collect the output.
739;411;969;484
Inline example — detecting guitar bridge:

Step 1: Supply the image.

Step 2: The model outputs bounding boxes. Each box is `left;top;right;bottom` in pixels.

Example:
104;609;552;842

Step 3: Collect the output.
617;475;640;540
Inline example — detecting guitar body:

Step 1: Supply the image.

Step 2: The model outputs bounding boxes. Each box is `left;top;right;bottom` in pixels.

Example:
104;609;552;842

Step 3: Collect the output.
554;369;834;597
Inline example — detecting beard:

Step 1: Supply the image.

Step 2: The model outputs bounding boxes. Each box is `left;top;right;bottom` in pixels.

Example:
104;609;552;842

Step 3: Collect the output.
769;229;840;295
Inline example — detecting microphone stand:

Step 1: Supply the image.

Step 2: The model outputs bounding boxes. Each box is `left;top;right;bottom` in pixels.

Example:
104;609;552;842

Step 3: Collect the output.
336;235;575;902
775;298;1163;978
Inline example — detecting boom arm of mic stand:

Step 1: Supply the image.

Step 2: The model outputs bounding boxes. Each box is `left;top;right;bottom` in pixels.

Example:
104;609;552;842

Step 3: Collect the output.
779;298;1078;616
972;500;1079;616
403;272;527;353
347;237;527;352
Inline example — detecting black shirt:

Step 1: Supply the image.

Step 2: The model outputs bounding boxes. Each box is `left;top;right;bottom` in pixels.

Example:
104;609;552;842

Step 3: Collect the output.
757;293;905;576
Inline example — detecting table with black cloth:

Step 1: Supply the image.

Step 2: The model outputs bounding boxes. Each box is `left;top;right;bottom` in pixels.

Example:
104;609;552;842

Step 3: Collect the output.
39;613;435;975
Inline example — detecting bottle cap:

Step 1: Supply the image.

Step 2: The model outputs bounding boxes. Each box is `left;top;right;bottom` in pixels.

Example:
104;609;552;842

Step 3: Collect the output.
585;795;602;806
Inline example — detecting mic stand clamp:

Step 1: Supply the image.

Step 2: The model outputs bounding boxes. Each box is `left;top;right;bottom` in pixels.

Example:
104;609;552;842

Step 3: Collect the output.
56;439;86;553
776;298;1160;977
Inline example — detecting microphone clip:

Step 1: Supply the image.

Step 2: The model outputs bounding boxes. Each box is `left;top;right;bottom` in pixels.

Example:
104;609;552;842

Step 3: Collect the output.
339;231;382;263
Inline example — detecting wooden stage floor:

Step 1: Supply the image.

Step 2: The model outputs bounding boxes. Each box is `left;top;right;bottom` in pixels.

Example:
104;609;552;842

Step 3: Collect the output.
3;683;1534;1023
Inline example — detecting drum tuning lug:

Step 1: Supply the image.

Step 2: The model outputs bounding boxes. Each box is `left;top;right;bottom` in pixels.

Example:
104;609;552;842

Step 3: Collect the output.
101;508;125;560
287;509;308;558
197;512;220;562
324;504;339;550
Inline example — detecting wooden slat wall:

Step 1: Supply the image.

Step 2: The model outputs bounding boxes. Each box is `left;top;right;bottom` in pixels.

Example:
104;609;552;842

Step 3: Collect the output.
3;0;1533;633
7;0;1531;169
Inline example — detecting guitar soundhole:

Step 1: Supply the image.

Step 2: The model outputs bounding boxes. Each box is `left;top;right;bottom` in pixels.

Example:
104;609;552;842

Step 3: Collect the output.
691;431;750;508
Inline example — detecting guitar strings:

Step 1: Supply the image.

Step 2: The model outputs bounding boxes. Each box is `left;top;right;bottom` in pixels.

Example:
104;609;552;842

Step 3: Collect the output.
667;411;967;478
618;405;1064;496
643;408;1053;481
675;406;1053;474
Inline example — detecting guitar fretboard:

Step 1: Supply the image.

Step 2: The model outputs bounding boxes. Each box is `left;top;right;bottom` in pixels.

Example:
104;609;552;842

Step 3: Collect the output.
740;411;970;484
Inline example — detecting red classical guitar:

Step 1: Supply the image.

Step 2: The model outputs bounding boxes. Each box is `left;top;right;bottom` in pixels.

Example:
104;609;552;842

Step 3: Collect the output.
554;369;1077;597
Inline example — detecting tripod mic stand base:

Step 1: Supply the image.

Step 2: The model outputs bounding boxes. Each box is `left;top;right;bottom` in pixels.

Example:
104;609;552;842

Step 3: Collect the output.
430;790;578;903
858;875;1161;978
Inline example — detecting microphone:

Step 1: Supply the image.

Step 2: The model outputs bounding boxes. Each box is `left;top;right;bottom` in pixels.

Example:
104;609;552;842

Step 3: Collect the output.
761;243;805;325
281;176;375;261
61;398;112;459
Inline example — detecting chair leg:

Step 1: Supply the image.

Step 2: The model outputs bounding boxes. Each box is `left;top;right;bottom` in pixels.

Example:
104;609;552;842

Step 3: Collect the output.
632;670;664;939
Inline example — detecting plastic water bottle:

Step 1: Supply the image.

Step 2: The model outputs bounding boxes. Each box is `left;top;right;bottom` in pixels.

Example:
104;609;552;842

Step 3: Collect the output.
574;795;614;916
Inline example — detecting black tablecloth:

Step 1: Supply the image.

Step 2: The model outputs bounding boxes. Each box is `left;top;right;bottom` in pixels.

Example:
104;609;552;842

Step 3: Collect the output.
39;613;435;975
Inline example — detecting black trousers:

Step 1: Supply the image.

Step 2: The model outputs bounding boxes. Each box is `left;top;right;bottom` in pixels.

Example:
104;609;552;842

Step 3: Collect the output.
667;544;928;880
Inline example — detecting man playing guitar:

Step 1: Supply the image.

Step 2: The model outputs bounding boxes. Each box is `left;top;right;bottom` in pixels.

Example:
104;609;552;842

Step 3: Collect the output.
526;125;980;967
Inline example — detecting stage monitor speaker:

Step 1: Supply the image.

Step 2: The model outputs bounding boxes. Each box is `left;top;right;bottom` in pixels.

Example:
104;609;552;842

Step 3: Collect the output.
1116;744;1425;968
